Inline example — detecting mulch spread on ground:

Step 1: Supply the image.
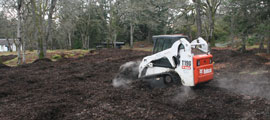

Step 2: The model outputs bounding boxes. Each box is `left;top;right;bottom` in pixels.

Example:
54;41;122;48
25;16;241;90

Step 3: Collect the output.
0;55;17;63
0;55;17;69
0;48;269;120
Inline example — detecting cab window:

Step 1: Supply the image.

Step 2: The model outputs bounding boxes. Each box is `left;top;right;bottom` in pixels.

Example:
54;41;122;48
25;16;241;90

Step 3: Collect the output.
163;39;172;51
180;44;185;49
153;39;159;53
156;38;164;52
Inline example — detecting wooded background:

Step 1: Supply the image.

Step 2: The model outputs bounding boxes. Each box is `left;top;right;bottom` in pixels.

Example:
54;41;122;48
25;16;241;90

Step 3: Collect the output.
0;0;269;64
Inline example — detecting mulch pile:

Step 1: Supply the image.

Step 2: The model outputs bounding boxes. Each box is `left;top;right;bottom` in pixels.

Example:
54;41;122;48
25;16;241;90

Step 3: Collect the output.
0;55;17;63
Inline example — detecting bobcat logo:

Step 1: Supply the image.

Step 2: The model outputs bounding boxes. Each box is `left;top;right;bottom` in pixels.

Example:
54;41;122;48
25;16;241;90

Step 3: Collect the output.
200;68;212;74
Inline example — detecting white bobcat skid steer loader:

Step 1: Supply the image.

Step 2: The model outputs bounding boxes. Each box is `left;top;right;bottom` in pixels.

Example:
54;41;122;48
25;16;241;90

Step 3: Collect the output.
138;35;214;87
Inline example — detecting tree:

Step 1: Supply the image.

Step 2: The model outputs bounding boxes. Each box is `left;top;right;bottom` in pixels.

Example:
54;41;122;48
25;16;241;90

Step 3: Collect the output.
43;0;57;57
58;0;80;49
193;0;202;37
203;0;221;47
30;0;58;59
16;0;24;64
116;0;141;48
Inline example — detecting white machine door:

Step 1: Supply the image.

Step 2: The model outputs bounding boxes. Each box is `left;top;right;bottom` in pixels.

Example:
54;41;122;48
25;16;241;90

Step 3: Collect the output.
175;39;195;86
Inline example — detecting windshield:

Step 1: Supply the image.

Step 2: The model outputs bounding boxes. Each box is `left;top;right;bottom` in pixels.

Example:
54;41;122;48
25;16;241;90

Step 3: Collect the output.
153;38;178;53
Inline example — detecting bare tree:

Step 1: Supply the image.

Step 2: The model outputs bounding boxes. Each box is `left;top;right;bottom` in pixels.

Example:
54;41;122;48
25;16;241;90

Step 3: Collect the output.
57;0;79;49
116;0;140;48
204;0;221;47
43;0;57;57
30;0;58;58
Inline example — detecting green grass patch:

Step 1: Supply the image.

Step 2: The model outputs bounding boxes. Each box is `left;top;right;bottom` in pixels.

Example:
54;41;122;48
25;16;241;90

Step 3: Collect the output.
69;53;75;57
0;51;17;56
3;57;18;66
52;54;62;60
246;45;268;49
1;49;89;66
78;54;84;58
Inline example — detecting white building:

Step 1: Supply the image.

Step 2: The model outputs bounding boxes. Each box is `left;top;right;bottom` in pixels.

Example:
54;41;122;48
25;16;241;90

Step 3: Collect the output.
0;39;20;52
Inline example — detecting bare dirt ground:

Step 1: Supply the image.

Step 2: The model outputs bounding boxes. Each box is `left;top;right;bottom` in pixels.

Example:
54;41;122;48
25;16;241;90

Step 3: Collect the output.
0;48;270;120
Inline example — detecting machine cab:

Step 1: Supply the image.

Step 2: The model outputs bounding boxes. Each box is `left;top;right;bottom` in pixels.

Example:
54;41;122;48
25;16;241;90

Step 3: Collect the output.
152;35;189;54
149;35;189;69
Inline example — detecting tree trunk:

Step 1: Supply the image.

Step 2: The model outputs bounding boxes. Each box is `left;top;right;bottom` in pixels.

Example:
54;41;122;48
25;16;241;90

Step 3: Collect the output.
84;35;88;49
113;32;117;48
87;36;90;49
82;35;88;49
17;0;22;65
30;0;38;52
188;25;192;42
204;26;209;41
267;37;270;54
206;0;221;47
208;11;215;47
22;38;26;63
50;35;53;50
81;34;85;49
206;0;220;47
209;26;215;47
6;38;13;52
230;15;235;48
259;36;264;52
43;0;57;57
130;23;134;48
38;38;44;59
38;19;44;59
241;34;246;53
194;0;202;37
42;34;47;57
68;32;72;49
34;0;44;59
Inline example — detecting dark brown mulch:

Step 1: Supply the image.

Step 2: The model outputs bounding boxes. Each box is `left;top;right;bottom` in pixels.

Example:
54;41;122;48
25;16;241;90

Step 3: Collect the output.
0;64;10;69
0;55;17;62
0;49;269;120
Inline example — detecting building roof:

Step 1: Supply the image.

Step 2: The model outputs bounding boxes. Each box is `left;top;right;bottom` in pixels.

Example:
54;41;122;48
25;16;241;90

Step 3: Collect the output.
0;39;19;46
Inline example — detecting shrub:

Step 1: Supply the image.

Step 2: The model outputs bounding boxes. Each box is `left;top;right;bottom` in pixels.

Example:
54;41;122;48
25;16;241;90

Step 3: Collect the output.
69;54;75;57
78;54;84;58
52;54;62;60
247;36;256;46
